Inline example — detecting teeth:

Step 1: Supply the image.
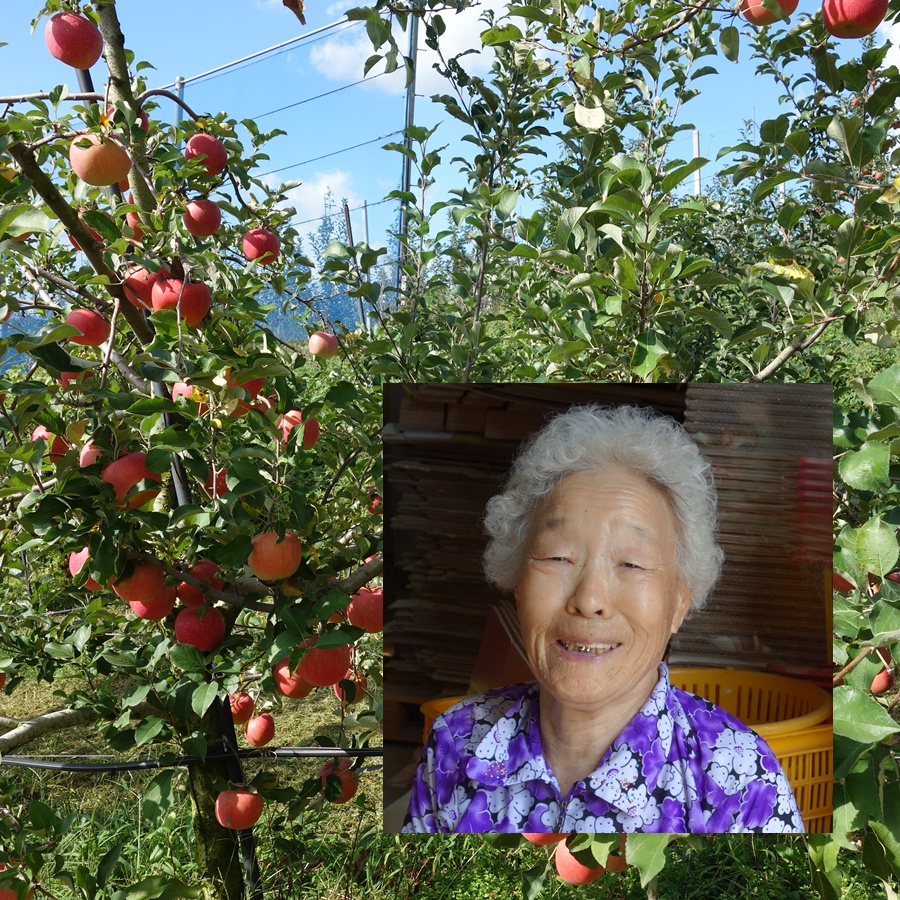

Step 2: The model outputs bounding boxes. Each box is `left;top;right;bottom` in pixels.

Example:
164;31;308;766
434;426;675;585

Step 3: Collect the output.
562;641;615;655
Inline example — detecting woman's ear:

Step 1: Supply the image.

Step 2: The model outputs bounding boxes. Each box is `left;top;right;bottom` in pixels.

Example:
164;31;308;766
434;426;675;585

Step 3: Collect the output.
670;578;692;635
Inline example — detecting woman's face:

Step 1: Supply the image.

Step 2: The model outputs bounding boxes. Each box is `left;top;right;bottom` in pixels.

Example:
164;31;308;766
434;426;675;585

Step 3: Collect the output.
514;466;692;718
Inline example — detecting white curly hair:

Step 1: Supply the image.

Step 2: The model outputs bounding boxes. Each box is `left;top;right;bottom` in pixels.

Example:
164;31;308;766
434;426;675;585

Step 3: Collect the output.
482;404;724;613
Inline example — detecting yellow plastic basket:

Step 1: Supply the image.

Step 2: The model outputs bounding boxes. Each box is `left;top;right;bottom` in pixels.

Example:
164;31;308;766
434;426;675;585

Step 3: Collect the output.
669;667;833;832
420;668;833;832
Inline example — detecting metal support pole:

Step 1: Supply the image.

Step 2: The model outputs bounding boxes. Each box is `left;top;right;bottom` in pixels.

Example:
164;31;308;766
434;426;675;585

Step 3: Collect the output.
395;14;419;299
344;202;368;334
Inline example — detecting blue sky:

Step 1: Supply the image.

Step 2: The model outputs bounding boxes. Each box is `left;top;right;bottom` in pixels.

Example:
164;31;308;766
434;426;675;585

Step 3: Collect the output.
4;0;899;254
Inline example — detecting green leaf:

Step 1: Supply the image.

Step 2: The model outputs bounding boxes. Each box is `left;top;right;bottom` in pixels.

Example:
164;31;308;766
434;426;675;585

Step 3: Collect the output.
719;26;739;63
191;682;220;719
82;209;122;243
573;103;607;130
142;771;175;823
691;307;733;340
833;684;900;743
134;716;166;745
660;158;708;194
631;331;669;379
625;834;675;887
839;442;890;491
315;626;366;649
856;516;900;578
521;861;548;900
110;876;202;900
481;23;523;45
866;363;900;407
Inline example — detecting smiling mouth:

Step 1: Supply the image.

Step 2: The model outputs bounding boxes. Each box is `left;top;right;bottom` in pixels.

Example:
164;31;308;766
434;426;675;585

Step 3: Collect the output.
559;640;619;655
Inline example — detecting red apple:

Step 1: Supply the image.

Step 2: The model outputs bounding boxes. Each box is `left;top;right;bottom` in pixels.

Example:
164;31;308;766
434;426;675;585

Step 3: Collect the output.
101;452;161;503
245;713;275;747
833;572;855;593
45;12;104;70
872;667;894;695
184;134;228;176
318;758;360;804
215;787;264;830
247;531;302;580
183;199;222;237
523;833;568;845
68;546;101;590
739;0;798;25
297;640;352;687
65;308;110;346
229;692;255;725
123;264;161;309
79;438;101;467
129;588;177;621
333;671;368;704
308;331;338;359
67;210;105;252
202;466;228;499
346;586;383;634
274;656;314;699
124;210;144;242
69;134;132;187
112;561;167;604
242;228;280;264
177;560;224;609
303;417;320;449
822;0;888;37
31;425;68;462
59;370;95;392
554;841;606;885
277;409;304;444
174;606;226;651
151;277;212;328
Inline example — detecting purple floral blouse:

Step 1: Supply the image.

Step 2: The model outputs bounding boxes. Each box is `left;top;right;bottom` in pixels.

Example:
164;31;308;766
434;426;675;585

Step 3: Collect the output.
402;663;804;833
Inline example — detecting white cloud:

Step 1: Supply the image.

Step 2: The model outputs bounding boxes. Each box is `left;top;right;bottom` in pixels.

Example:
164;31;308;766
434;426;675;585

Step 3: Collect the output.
283;168;361;228
309;2;505;96
879;20;900;70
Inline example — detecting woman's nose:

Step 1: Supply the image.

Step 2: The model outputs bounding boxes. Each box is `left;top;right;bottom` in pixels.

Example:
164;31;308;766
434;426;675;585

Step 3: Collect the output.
565;562;612;617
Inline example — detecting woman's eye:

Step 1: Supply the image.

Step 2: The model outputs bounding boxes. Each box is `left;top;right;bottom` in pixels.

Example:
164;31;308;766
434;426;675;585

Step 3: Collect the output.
621;562;642;570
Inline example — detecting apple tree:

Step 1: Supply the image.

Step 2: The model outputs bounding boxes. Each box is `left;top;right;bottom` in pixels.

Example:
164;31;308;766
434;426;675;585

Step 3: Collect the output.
0;2;383;897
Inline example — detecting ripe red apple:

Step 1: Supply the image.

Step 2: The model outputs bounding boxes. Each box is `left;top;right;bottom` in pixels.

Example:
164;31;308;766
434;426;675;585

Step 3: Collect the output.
177;560;224;608
69;134;132;186
274;656;314;699
215;787;264;830
242;228;280;264
68;546;102;590
124;210;144;242
30;425;68;462
346;586;383;634
308;331;338;359
245;713;275;747
229;691;255;725
872;667;894;695
174;606;226;651
297;640;352;687
302;417;320;449
184;134;228;176
67;210;106;251
554;841;606;885
523;833;568;845
65;308;110;346
277;409;304;444
123;264;161;309
247;531;302;580
59;370;95;392
183;199;222;237
101;452;161;503
318;758;360;804
822;0;888;37
79;438;101;467
202;466;228;499
151;277;212;328
45;11;104;70
739;0;798;24
112;561;167;604
129;588;177;621
333;671;368;704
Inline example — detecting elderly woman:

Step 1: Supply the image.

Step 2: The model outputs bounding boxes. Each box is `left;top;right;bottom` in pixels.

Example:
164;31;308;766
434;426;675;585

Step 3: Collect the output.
402;404;804;834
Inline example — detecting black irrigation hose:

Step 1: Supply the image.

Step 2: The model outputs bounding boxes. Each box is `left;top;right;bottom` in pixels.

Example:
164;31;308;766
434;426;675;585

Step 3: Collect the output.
0;746;383;773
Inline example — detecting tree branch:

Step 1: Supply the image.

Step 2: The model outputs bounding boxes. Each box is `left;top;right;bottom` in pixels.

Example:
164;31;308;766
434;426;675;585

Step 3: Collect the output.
748;317;840;382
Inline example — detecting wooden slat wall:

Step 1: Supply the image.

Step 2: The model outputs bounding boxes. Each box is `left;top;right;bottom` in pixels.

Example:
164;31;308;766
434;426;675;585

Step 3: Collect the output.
383;384;831;744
